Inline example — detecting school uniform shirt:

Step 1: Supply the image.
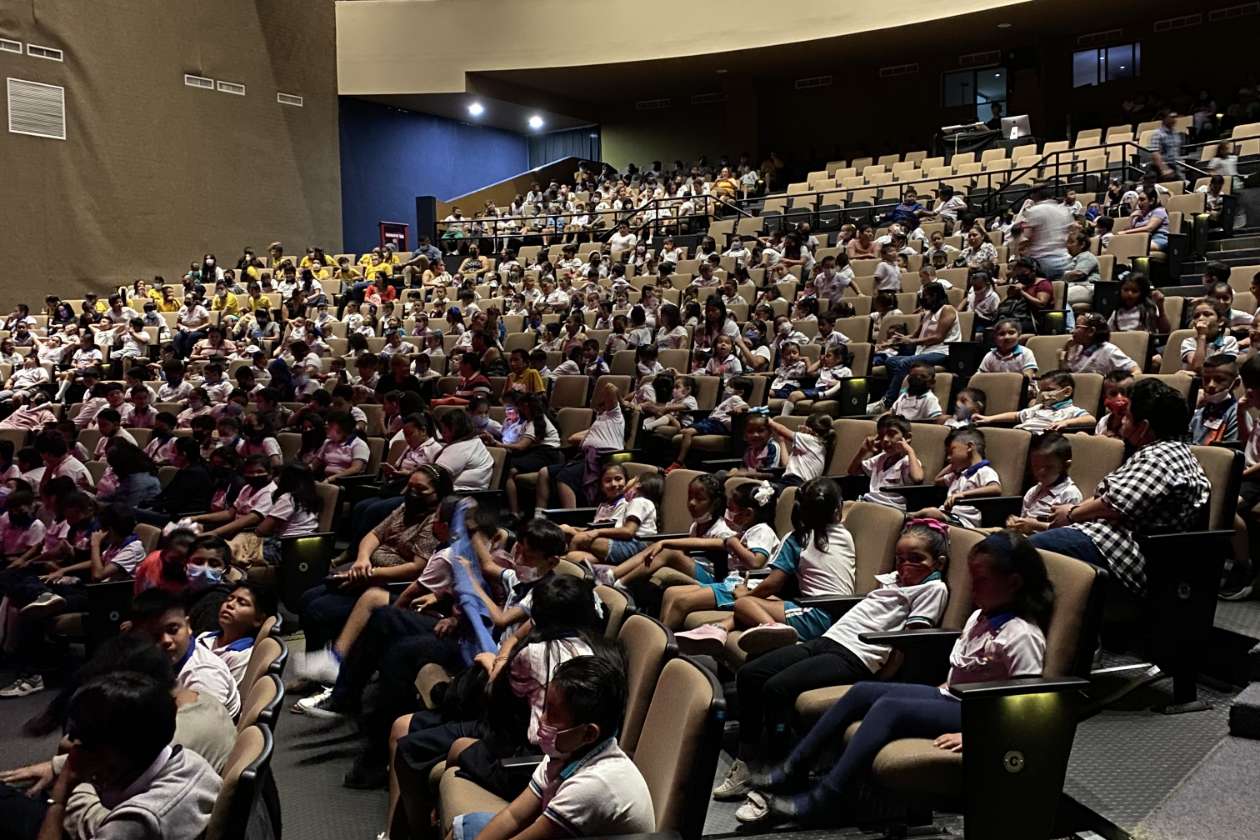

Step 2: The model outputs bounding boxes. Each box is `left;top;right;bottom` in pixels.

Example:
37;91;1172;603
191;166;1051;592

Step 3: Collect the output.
195;631;254;685
690;515;737;541
582;407;626;452
528;738;655;838
595;495;658;538
770;360;809;392
263;492;320;537
734;522;780;571
743;439;780;471
860;452;917;510
1107;306;1145;332
47;455;95;491
6;365;49;392
145;435;178;465
944;460;1001;529
232;481;277;518
1179;332;1241;363
93;428;137;460
119;404;157;429
784;431;828;482
946;609;1046;688
72;397;109;429
708;395;747;429
890;390;942;421
654;325;689;349
157;379;193;402
237;436;283;461
179;639;241;718
1191;397;1240;446
965;287;1001;319
176;404;214;428
626;326;654;348
770;523;857;597
435;438;495;491
512;636;595;744
1015;400;1089;434
874;261;902;292
814;365;852;398
978;345;1037;375
99;534;147;576
317;436;371;473
1021;477;1083;520
705;354;743;376
0;512;45;556
1063;341;1138;376
823;571;949;672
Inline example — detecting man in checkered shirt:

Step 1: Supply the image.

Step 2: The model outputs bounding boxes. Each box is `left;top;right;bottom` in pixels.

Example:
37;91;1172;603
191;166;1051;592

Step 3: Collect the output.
1031;379;1210;596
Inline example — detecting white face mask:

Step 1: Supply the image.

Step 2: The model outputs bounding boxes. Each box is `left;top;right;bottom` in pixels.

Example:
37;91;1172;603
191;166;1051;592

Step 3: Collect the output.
516;564;543;583
1204;388;1233;404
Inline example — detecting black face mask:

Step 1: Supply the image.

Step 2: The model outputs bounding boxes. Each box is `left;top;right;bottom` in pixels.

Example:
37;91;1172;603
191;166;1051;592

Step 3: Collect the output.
906;378;930;396
245;474;270;488
8;512;32;528
404;492;428;515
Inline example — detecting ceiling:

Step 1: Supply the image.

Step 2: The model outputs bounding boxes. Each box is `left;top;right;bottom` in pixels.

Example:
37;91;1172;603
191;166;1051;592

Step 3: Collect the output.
356;91;595;135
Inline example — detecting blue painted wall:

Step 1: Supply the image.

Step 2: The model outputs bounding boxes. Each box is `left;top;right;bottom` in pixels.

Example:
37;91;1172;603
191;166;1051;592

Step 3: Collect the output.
339;97;528;253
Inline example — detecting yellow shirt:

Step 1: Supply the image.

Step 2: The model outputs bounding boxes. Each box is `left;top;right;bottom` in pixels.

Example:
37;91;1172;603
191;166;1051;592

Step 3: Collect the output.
211;292;239;314
508;368;545;393
245;294;269;313
145;289;165;306
157;298;180;313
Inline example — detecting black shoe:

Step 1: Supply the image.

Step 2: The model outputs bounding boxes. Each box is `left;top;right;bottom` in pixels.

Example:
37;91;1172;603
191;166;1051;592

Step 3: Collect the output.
342;758;389;790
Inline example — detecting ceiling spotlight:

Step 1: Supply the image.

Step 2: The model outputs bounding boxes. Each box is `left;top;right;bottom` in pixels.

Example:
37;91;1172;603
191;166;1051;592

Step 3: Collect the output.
467;101;485;117
528;114;544;130
716;68;728;74
997;22;1012;28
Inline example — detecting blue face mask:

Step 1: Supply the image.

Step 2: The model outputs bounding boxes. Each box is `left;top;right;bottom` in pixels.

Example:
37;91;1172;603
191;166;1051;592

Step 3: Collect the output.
186;564;223;589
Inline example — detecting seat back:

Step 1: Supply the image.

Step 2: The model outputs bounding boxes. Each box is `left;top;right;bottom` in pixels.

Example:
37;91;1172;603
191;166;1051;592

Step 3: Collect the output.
1159;329;1195;373
660;468;703;534
314;482;340;531
556;408;593;442
967;372;1025;414
980;428;1032;496
828;418;876;474
1065;434;1124;497
1039;550;1105;677
551;375;589;409
237;673;283;732
1026;335;1071;374
1070;372;1103;416
1191;445;1242;530
487;446;507;489
617;613;676;756
633;657;725;840
1110;331;1149;370
240;636;284;701
596;584;630;640
943;527;981;629
906;422;950;479
774;486;798;536
136;523;163;553
843;501;904;592
205;725;274;840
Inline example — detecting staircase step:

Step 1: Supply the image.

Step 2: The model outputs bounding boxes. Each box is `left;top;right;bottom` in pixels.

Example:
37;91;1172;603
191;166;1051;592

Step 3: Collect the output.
1208;235;1260;252
1227;679;1260;738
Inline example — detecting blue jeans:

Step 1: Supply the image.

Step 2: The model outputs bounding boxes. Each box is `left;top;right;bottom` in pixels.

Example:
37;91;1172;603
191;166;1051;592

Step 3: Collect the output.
1036;252;1071;280
786;681;961;805
879;352;947;405
1030;526;1105;569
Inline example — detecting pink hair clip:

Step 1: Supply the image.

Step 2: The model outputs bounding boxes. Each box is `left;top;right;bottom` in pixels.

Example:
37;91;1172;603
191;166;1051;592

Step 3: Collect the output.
904;517;950;535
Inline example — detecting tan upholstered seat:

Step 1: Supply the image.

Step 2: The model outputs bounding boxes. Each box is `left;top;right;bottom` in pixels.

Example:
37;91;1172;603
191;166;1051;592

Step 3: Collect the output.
205;725;274;840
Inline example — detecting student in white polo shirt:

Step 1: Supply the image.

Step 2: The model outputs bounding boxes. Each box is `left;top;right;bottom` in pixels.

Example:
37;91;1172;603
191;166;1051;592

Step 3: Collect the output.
455;654;654;840
977;318;1039;378
189;455;276;538
313;412;371;482
974;370;1095;434
714;518;950;804
849;414;925;511
887;361;943;422
912;427;1002;529
1003;432;1083;535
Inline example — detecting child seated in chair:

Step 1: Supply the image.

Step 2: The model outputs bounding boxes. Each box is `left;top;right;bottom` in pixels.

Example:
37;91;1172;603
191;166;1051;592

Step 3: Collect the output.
1182;298;1241;375
729;414;781;477
713;518;949;805
912;427;1002;529
562;465;663;571
737;530;1050;826
974;369;1095;433
1190;354;1240;445
977;317;1038;378
850;414;925;511
781;344;852;416
677;478;856;658
769;412;835;487
768;341;808;400
887;361;943;422
667;376;752;471
194;580;276;686
1058;313;1139;377
1094;370;1135;437
457;654;654;840
1003;432;1083;535
943;386;986;429
642;374;697;434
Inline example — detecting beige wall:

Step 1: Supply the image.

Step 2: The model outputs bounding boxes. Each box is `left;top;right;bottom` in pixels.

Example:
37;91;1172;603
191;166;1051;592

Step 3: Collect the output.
0;0;341;306
336;0;1029;95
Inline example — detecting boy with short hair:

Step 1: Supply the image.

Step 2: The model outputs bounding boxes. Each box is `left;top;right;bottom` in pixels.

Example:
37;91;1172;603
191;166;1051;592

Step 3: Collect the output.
129;588;241;717
913;428;1002;528
944;386;986;429
850;414;925;510
888;362;943;422
1182;298;1240;374
974;370;1095;433
1190;354;1240;445
1005;432;1083;534
464;654;654;840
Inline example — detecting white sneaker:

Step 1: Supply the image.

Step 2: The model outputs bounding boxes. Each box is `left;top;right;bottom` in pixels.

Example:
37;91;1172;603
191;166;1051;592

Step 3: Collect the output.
0;674;45;698
735;791;771;824
293;686;344;719
302;647;342;685
712;758;753;801
20;592;66;617
738;623;799;658
675;624;728;659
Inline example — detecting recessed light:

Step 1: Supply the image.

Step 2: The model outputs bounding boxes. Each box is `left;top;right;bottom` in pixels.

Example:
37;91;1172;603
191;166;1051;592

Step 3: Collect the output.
716;68;728;74
997;22;1012;28
467;101;484;117
528;114;544;130
994;73;1001;77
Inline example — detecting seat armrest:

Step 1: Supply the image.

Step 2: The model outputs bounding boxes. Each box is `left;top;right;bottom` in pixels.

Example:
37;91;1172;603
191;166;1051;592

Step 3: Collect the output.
541;507;600;527
859;628;961;647
826;474;870;500
798;594;865;619
969;496;1026;528
500;754;544;771
642;532;693;543
949;675;1089;700
888;484;947;510
860;627;960;683
699;458;744;470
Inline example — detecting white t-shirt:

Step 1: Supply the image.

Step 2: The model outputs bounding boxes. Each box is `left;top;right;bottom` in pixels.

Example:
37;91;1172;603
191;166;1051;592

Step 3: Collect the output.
709;395;747;427
179;641;241;718
785;431;828;481
596;495;658;538
781;523;857;597
944;462;1001;528
735;522;779;571
947;609;1045;687
1179;333;1241;363
874;262;901;292
823;572;949;672
1064;342;1138;376
195;631;254;686
860;452;916;510
317;436;371;473
266;492;320;537
1021;477;1083;520
1022;200;1072;262
102;536;147;575
1015;401;1089;434
435;438;495;491
978;345;1037;374
232;481;276;518
511;637;593;744
527;739;655;838
891;390;942;421
582;408;625;452
0;513;45;555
